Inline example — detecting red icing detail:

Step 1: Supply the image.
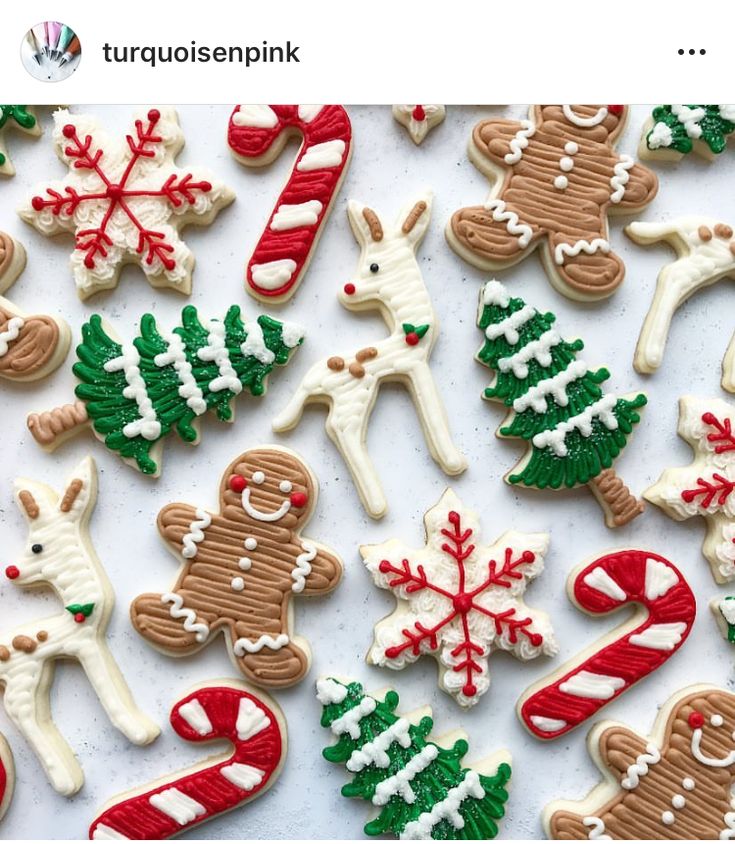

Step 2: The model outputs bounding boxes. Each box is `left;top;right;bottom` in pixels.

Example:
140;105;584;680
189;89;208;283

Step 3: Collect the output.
30;111;212;274
607;105;625;116
405;332;420;346
74;613;86;624
343;283;356;295
229;475;247;493
227;105;352;300
681;473;735;508
290;491;307;508
379;508;542;700
519;549;696;740
688;710;705;729
88;684;285;840
4;566;18;580
702;411;735;454
412;105;427;122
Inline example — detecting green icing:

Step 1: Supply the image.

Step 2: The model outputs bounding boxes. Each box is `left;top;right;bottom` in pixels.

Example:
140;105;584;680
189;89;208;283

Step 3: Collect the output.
647;105;735;155
477;283;646;490
73;305;302;475
319;679;510;839
720;598;735;644
0;106;36;166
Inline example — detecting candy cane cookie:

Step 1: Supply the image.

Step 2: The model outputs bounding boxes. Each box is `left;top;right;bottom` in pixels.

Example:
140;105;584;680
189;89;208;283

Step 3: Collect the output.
228;105;352;303
0;735;14;822
89;680;286;840
518;549;695;740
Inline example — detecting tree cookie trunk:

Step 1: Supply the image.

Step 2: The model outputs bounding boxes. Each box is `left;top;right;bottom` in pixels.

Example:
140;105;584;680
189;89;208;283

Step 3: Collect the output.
27;400;89;450
589;468;645;528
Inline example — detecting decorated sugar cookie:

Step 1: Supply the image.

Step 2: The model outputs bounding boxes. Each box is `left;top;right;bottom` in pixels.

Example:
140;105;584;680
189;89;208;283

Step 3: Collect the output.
228;104;352;303
447;105;658;301
712;596;735;644
626;217;735;390
89;680;286;840
273;191;466;519
640;105;735;161
545;685;735;839
645;395;735;583
478;280;647;527
0;231;70;382
518;549;695;740
27;306;303;477
0;105;40;176
392;105;446;144
4;457;159;796
131;447;342;688
317;677;511;839
0;736;13;823
19;108;234;299
361;488;556;707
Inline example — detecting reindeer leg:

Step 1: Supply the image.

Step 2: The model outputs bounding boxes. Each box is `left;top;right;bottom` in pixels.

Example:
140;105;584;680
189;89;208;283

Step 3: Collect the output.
326;414;388;519
4;663;84;796
406;362;467;475
272;383;311;432
76;638;159;745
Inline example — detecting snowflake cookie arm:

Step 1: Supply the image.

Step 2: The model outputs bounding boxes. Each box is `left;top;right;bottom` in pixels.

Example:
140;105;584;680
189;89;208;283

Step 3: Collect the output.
157;502;206;558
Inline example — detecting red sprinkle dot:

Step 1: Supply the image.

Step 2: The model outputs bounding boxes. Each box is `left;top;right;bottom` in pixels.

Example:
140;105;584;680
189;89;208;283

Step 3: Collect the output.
688;711;705;729
229;475;247;493
62;124;76;138
343;283;356;295
290;491;308;508
74;613;86;624
405;332;420;346
5;566;19;580
608;105;624;116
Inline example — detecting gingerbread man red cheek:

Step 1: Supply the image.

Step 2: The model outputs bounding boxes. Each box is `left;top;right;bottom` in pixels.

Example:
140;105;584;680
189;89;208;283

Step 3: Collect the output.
228;475;247;493
689;711;705;729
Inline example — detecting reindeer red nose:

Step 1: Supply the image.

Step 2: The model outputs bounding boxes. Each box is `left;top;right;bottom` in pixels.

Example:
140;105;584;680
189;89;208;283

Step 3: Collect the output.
229;475;247;493
343;283;355;295
5;566;19;580
290;491;308;508
688;710;705;729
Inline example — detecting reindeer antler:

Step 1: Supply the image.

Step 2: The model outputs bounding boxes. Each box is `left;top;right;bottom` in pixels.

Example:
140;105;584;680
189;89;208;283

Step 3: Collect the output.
402;200;428;234
362;208;383;242
17;491;39;519
59;479;84;513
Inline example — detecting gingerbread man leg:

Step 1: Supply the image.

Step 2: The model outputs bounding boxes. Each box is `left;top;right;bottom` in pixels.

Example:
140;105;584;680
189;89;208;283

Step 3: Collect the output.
231;619;310;688
547;231;625;299
449;199;540;270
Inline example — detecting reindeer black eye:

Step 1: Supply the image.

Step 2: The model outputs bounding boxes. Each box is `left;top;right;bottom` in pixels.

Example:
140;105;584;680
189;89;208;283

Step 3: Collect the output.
32;544;43;555
369;263;379;274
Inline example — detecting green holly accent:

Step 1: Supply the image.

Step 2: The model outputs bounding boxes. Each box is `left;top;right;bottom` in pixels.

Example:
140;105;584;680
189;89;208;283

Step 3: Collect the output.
477;281;646;492
646;105;735;156
318;678;511;839
66;603;94;618
73;306;303;475
0;106;36;167
719;598;735;644
402;322;430;340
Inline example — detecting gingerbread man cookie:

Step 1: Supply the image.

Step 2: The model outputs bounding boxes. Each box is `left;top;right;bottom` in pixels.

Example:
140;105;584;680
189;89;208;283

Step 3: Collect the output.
131;447;342;688
546;685;735;839
447;105;658;301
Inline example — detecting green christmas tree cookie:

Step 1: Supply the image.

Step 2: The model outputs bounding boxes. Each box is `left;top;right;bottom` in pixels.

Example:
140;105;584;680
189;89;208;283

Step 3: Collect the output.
641;105;735;161
0;106;40;176
27;305;303;476
712;596;735;644
477;280;647;528
317;677;511;840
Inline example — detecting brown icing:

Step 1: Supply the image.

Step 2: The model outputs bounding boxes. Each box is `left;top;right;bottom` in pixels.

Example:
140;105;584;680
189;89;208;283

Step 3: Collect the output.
450;105;658;299
402;200;428;234
27;400;89;447
589;468;645;527
11;635;36;653
36;631;48;642
348;362;365;378
327;356;345;371
130;448;342;688
715;223;733;239
699;225;713;241
0;647;9;662
17;490;39;519
550;688;735;839
362;208;383;242
59;479;84;513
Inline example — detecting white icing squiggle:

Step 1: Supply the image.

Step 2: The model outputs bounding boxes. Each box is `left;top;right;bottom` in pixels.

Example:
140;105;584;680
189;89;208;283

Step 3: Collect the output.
648;121;674;150
154;330;207;416
563;105;608;128
240;321;275;365
329;696;376;739
583;816;611;840
291;539;316;593
315;678;348;705
672;105;706;139
483;199;533;248
346;718;412;772
233;633;289;655
497;330;561;379
372;744;439;806
610;155;634;204
0;316;24;357
104;345;162;440
197;320;242;394
485;304;535;344
532;394;618;457
482;280;511;308
620;742;661;789
241;489;291;522
512;360;588;413
690;728;735;767
161;593;210;642
400;769;486;838
504;119;536;164
555;238;611;266
181;508;212;559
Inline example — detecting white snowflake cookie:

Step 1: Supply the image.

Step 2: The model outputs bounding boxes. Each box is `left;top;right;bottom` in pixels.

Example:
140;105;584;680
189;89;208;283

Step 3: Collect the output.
18;108;234;299
361;488;557;707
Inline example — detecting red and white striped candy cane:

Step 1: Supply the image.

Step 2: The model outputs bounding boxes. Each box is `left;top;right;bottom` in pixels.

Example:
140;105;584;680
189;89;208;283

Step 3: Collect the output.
89;682;286;840
518;549;696;740
228;105;352;303
0;734;14;822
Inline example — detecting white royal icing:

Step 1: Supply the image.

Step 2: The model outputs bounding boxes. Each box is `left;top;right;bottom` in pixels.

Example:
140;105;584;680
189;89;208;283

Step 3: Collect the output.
483;199;533;248
291;539;316;593
532;394;618;457
346;718;412;772
178;698;213;735
690;727;735;767
270;200;323;231
329;696;377;740
197;320;242;394
562;105;609;128
484;304;535;344
240;321;275;366
235;697;270;741
400;769;485;839
644;558;679;600
558;670;625;700
497;330;562;379
220;763;264;791
504;119;536;164
529;715;568;732
233;633;289;656
104;346;162;440
297;139;345;171
583;816;611;840
648;121;674;150
610;155;634;204
315;678;348;705
297;105;324;123
233;105;278;128
149;788;205;824
628;622;687;651
672;104;706;139
513;360;589;414
582;566;627;602
0;316;24;357
372;744;439;806
181;508;211;559
554;238;611;266
161;593;210;643
240;488;291;522
620;742;661;789
154;330;207;415
250;259;297;290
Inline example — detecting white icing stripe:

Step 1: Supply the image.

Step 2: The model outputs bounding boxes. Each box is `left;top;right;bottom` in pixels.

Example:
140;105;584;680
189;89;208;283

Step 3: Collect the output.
271;200;323;231
329;696;377;739
251;259;297;290
497;330;561;379
232;105;278;128
196;320;242;394
0;316;24;357
584;816;611;840
235;697;270;741
291;539;316;593
297;139;345;171
532;394;618;457
629;622;687;651
297;105;324;123
178;698;213;735
555;238;611;265
482;280;511;308
372;744;439;806
346;718;412;772
582;566;627;602
161;593;210;643
512;360;589;413
620;742;661;789
559;670;626;700
563;105;609;128
220;763;265;791
400;769;485;839
644;558;679;600
529;715;568;732
92;824;130;840
240;320;275;365
181;508;211;559
721;811;735;839
241;488;291;522
672;105;706;138
485;304;535;344
104;345;162;440
154;331;207;415
483;198;533;248
233;633;289;656
316;678;349;705
504;119;536;164
148;788;206;825
610;155;634;204
690;728;735;767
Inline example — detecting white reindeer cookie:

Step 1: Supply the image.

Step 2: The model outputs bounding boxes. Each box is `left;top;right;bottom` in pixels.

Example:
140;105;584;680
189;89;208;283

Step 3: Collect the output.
6;457;159;795
272;191;467;519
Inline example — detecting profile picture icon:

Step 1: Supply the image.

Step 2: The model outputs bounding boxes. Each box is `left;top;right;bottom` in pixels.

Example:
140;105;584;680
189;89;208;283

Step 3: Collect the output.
21;22;81;82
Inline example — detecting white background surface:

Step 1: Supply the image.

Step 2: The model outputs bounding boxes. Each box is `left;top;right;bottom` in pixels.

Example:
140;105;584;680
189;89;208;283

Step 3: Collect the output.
0;105;734;839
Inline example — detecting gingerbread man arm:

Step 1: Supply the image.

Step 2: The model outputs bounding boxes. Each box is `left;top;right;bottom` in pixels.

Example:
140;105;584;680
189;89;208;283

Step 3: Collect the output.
596;724;650;779
300;543;343;596
612;162;658;210
157;502;204;557
472;119;532;171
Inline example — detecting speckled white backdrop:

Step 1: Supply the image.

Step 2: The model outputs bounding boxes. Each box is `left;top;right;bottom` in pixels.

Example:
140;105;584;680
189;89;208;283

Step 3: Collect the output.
0;105;733;839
